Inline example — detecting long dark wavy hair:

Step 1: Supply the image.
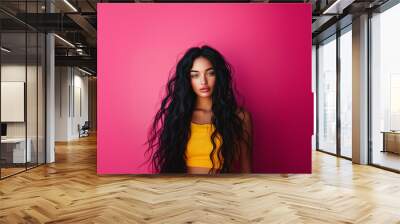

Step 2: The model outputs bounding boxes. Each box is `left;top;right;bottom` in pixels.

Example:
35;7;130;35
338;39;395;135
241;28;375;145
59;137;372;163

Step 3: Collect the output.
145;45;250;174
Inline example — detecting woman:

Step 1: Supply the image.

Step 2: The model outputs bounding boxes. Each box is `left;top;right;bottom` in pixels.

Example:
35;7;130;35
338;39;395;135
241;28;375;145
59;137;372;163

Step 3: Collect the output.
146;45;253;174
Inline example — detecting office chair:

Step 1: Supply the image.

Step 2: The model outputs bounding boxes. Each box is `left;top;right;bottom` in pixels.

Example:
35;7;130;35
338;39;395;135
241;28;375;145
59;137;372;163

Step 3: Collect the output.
78;121;90;138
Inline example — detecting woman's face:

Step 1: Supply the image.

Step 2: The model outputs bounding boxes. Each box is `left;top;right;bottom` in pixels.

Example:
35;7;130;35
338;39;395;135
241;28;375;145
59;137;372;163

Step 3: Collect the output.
189;56;216;98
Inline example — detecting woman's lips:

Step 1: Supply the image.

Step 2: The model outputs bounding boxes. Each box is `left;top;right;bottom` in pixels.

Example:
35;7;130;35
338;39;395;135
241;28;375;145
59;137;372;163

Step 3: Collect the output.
199;87;210;92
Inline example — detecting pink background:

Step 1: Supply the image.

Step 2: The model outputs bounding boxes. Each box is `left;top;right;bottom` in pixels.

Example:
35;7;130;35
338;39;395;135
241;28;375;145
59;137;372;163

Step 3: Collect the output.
97;3;313;174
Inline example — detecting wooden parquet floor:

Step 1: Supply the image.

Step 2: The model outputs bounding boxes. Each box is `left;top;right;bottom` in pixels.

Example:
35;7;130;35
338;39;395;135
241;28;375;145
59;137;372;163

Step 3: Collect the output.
1;133;400;224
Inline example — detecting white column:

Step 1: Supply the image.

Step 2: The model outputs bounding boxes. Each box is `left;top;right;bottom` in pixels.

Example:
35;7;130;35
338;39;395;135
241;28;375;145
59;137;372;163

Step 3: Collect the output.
46;1;55;163
352;14;369;164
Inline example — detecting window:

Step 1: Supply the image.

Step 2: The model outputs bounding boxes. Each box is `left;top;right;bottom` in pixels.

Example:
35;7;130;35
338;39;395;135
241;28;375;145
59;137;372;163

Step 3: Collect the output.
317;35;337;154
370;2;400;171
339;27;352;158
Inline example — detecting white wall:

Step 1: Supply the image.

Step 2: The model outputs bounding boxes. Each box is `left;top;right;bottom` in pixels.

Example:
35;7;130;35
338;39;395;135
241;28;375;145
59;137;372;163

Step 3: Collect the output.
1;65;26;139
55;66;70;141
1;65;40;137
72;72;89;138
55;66;89;141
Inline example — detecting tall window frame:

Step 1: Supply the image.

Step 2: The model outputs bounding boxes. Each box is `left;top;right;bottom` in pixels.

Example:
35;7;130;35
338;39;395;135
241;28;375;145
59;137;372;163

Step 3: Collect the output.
316;24;353;160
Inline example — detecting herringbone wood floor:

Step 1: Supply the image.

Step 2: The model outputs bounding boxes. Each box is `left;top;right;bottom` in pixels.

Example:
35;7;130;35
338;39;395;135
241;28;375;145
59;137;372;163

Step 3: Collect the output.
1;133;400;224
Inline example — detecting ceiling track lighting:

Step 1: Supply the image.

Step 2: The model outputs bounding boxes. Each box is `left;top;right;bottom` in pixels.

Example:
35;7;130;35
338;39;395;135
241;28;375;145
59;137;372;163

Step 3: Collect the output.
54;34;76;48
322;0;355;15
1;47;11;53
78;67;94;76
63;0;78;12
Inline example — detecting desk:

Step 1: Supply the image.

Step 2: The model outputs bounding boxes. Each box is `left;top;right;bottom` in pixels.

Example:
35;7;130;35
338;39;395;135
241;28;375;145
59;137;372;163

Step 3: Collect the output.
1;138;32;163
381;131;400;154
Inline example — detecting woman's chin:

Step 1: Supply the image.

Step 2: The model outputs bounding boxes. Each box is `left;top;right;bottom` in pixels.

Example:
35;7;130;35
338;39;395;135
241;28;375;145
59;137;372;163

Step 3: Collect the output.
197;92;212;98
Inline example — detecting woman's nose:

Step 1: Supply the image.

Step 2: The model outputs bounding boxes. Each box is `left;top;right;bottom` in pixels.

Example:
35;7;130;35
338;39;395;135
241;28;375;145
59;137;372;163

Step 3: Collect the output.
200;75;207;84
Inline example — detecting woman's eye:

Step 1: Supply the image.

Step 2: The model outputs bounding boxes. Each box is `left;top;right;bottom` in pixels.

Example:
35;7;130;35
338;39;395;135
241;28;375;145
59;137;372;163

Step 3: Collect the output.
190;73;198;78
208;71;215;76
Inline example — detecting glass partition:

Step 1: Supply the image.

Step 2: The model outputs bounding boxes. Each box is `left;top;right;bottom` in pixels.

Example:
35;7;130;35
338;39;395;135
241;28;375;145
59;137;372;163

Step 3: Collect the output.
1;30;28;177
0;1;46;179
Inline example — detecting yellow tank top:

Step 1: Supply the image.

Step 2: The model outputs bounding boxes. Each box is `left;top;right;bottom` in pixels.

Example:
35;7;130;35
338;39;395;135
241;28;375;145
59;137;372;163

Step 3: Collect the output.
185;122;223;169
